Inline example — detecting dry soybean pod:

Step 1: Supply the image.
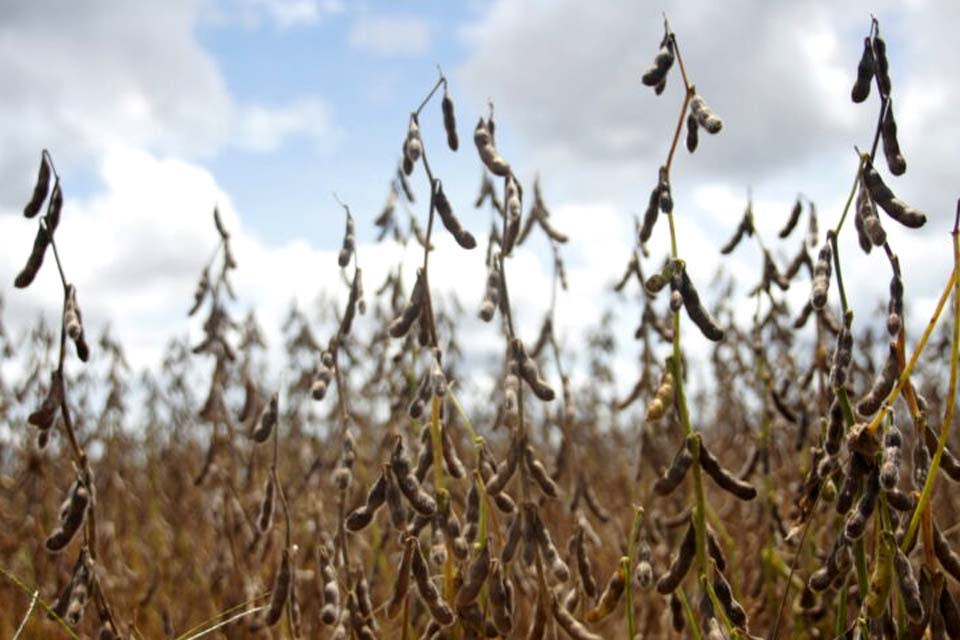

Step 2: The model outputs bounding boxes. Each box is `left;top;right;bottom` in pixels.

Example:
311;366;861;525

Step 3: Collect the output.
851;36;876;103
880;98;907;176
434;181;476;249
895;544;925;623
265;548;292;626
585;560;626;622
695;435;757;500
23;152;52;218
778;197;803;239
656;520;696;594
441;86;458;151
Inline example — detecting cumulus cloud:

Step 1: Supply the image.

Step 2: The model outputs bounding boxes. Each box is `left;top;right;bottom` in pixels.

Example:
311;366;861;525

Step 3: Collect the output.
230;0;344;29
348;14;431;57
0;0;339;212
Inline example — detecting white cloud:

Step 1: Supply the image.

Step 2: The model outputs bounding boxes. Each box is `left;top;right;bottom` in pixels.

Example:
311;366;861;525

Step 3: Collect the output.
348;14;431;57
234;98;336;152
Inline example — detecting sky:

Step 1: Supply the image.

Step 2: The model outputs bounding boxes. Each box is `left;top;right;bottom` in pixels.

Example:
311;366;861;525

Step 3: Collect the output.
1;0;958;392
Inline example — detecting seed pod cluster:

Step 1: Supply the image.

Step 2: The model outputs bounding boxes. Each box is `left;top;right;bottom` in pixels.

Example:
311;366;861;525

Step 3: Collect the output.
641;30;675;92
473;117;510;177
862;159;926;228
46;478;90;553
434;182;476;249
511;337;555;401
690;94;723;134
251;391;278;443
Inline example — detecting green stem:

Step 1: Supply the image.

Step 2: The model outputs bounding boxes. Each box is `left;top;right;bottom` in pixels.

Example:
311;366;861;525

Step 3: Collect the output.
677;588;704;640
624;506;645;639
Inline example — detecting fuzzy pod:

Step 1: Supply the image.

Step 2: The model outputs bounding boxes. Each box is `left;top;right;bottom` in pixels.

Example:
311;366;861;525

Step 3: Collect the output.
525;445;560;499
581;480;611;523
391;438;437;516
251;391;278;443
46;480;89;553
586;561;626;622
24;153;52;218
844;465;880;541
501;513;523;565
879;424;903;491
893;544;925;623
837;453;869;515
695;436;757;500
486;435;521;496
641;33;675;88
677;265;724;341
865;533;895;619
656;521;696;594
713;569;747;628
940;584;960;638
857;180;887;248
690;94;723;133
829;313;854;389
46;183;63;233
440;427;465;479
455;540;491;608
257;475;276;533
686;112;699;153
575;526;598;599
434;182;476;249
339;268;361;336
403;116;423;174
479;261;501;322
874;35;892;96
502;175;522;255
389;269;425;338
881;99;907;176
638;181;661;244
809;539;851;592
28;371;63;430
657;166;673;214
888;269;904;336
532;508;570;581
14;225;51;289
441;88;458;151
338;211;355;268
346;471;388;531
934;524;960;584
51;549;92;625
265;549;292;626
810;236;833;310
779;198;803;239
854;193;873;254
922;419;960;482
862;159;926;228
653;442;693;496
473;117;510;177
825;398;845;455
411;539;455;626
707;529;727;573
512;337;555;401
851;36;876;103
319;550;341;625
552;595;603;640
488;560;513;635
670;592;685;632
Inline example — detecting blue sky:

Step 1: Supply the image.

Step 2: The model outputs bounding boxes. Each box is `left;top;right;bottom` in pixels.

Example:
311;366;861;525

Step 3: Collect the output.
1;0;958;383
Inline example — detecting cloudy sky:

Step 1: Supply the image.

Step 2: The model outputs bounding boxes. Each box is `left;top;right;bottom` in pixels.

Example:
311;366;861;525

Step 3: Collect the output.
1;0;958;384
